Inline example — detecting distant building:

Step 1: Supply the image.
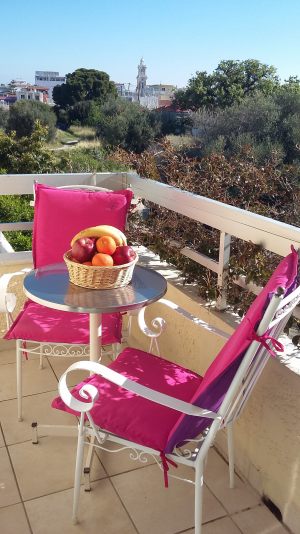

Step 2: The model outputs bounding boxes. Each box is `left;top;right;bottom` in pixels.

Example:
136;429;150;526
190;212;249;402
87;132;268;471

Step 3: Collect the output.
16;86;48;104
34;71;66;103
115;58;176;110
136;58;147;99
9;79;28;89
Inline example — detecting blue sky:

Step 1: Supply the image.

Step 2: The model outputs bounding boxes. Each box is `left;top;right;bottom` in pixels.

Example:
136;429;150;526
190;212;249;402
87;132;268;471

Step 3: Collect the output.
1;0;299;88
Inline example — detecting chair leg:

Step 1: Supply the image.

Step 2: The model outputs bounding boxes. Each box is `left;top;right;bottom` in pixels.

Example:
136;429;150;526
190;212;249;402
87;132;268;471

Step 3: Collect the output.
83;435;95;492
194;460;204;534
227;422;235;489
72;414;86;524
112;343;121;360
39;344;44;369
16;340;23;422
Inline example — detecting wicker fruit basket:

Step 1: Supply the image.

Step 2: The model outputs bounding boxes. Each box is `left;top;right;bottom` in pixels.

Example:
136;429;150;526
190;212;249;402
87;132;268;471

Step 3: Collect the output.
64;250;138;289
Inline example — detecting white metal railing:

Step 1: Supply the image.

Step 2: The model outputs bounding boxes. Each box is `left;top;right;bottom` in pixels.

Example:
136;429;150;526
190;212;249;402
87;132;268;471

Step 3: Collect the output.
0;172;300;312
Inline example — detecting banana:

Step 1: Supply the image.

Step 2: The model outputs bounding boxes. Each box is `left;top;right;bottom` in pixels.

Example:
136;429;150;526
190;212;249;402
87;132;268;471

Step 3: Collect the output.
70;225;127;247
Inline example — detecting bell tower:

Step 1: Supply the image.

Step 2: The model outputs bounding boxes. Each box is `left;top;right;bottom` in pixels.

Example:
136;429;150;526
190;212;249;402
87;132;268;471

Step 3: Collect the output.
136;57;147;100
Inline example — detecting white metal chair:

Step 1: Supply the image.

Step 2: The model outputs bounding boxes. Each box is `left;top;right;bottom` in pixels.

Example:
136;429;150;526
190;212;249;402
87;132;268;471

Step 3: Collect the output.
52;247;300;533
2;182;133;421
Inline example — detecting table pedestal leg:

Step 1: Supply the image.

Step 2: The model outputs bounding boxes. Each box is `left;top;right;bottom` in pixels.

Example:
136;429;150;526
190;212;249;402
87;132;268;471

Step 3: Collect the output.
89;313;102;362
85;312;102;482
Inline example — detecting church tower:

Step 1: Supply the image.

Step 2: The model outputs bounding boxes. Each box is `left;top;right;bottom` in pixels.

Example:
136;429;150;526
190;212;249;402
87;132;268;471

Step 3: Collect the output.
136;58;147;100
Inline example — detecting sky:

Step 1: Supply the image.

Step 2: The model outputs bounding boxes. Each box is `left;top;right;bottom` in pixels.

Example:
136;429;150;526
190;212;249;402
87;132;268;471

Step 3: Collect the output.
1;0;300;88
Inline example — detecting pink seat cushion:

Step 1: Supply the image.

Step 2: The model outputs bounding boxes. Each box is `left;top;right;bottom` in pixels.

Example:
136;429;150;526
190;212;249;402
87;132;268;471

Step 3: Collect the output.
52;347;203;452
4;301;122;346
33;184;133;268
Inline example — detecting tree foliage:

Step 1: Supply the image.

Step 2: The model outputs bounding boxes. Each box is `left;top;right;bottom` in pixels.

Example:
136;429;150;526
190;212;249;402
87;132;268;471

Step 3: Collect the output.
95;98;160;153
191;89;300;163
6;100;56;140
53;68;117;109
0;122;55;173
174;59;279;110
0;107;8;130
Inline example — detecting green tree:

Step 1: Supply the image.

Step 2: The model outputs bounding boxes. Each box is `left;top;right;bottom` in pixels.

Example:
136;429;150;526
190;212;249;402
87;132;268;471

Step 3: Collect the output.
6;100;56;140
274;88;300;162
0;107;8;130
96;99;160;153
191;93;282;162
174;59;279;110
53;68;117;109
0;122;56;173
280;76;300;94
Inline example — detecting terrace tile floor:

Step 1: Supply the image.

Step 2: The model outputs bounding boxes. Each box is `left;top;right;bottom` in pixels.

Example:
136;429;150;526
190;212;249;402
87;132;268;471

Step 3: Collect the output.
0;340;290;534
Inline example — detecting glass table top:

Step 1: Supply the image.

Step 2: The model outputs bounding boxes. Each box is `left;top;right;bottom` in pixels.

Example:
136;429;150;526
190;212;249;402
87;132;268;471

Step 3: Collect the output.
24;263;167;314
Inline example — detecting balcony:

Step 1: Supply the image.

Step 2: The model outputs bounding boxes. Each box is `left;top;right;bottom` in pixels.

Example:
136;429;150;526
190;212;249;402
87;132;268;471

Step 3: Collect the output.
0;172;300;533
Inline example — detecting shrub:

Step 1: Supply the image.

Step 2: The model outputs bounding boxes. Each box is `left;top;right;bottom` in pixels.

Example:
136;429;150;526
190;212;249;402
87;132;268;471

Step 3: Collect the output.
0;107;8;130
192;90;300;164
56;147;128;173
0;122;56;174
6;100;56;141
95;99;160;153
114;140;299;312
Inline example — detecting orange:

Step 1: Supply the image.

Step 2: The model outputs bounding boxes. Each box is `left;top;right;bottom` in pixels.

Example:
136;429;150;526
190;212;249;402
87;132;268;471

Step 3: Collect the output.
92;253;114;267
96;235;117;255
83;261;92;266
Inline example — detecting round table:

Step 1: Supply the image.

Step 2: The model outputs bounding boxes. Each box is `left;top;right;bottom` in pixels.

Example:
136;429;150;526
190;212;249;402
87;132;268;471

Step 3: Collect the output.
23;263;167;361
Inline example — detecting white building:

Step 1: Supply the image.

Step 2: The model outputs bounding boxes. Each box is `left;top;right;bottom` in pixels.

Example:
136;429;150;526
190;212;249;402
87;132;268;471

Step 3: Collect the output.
136;58;147;98
34;71;65;103
115;59;175;109
16;87;45;103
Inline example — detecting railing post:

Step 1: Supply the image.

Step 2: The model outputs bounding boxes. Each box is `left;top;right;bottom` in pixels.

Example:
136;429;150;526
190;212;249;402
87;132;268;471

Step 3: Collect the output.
216;232;231;310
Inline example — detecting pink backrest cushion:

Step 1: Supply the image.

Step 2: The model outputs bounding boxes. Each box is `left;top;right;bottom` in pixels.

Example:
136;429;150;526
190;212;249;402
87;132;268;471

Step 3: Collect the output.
32;183;133;268
165;246;299;452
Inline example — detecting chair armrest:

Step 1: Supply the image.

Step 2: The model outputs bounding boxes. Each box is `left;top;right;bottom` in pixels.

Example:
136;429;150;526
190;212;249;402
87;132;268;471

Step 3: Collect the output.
58;360;220;421
137;298;230;341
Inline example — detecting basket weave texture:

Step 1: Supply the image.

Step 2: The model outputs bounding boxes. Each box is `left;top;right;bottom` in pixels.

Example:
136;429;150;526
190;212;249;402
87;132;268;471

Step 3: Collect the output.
64;250;138;289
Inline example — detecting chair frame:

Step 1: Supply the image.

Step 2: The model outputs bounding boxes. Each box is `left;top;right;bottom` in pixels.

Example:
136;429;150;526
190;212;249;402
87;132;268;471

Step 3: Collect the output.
0;184;129;421
57;282;300;533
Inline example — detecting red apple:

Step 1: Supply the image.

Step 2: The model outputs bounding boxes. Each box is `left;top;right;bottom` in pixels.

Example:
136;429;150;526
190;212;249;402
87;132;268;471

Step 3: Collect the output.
112;245;136;265
71;237;96;263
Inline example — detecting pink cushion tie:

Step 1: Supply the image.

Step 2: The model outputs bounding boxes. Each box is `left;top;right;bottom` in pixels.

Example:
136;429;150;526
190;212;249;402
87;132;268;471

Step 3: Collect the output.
22;341;28;360
249;330;284;358
160;452;178;488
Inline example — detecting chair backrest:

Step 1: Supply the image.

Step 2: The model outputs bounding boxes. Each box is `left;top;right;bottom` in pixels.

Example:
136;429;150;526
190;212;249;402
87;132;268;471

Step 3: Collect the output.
165;247;299;453
32;183;133;268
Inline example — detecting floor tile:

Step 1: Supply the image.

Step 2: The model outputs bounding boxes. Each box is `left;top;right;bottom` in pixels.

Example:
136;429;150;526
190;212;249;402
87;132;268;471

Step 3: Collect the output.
9;435;106;501
0;340;16;353
232;505;289;533
0;426;4;447
0;341;40;365
205;448;260;514
96;439;155;476
0;503;31;534
0;359;57;402
0;349;17;365
0;390;76;446
25;482;137;534
111;463;226;534
183;516;242;534
0;447;21;507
